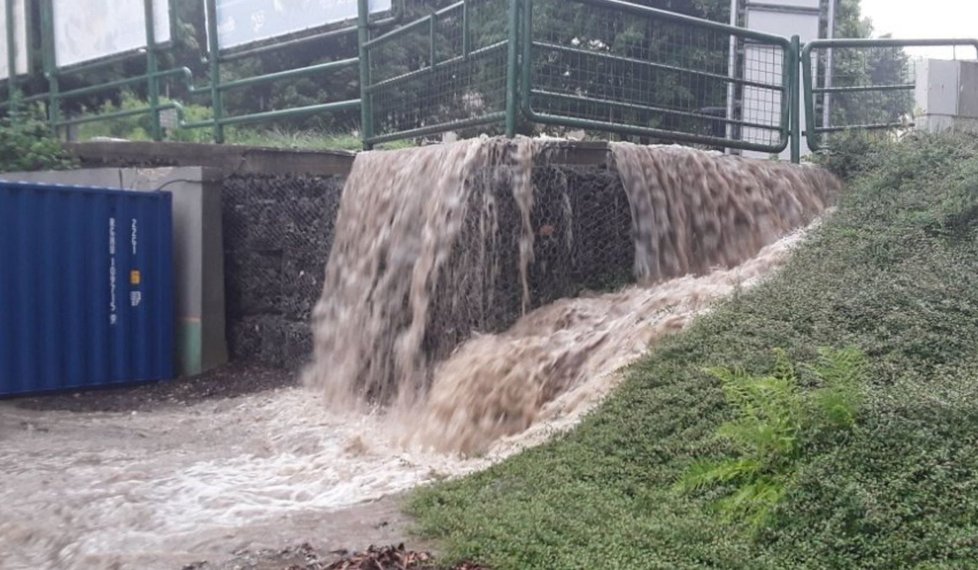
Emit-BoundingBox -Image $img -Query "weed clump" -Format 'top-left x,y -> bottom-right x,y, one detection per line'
677,348 -> 866,532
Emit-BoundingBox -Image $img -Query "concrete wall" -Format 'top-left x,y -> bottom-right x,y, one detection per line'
0,167 -> 228,377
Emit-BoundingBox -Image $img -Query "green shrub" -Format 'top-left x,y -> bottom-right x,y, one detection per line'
0,110 -> 74,172
677,348 -> 866,532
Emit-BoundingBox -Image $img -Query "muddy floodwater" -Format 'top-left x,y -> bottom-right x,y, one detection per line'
0,226 -> 812,570
1,139 -> 839,568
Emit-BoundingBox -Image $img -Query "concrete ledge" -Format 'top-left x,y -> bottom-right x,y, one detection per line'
66,141 -> 357,177
65,140 -> 615,177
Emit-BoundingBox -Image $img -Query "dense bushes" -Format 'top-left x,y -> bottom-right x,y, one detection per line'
0,112 -> 74,172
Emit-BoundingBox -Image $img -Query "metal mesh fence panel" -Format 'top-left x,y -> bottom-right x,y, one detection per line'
524,0 -> 790,152
803,39 -> 978,150
366,0 -> 511,144
809,44 -> 915,142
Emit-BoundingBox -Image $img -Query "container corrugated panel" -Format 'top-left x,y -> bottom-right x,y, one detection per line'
0,181 -> 174,397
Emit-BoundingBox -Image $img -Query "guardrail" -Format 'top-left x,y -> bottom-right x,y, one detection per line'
801,38 -> 978,151
0,0 -> 405,143
361,0 -> 797,155
520,0 -> 796,155
360,0 -> 515,146
3,0 -> 977,160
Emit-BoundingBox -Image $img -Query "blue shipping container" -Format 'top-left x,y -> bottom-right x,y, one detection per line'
0,181 -> 174,397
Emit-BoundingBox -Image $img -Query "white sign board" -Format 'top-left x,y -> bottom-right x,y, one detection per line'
52,0 -> 172,68
0,0 -> 29,79
213,0 -> 392,50
747,0 -> 820,8
742,6 -> 821,158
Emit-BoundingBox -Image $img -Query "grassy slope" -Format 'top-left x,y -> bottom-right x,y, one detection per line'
409,133 -> 978,569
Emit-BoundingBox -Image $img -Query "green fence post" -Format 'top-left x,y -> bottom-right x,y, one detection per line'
40,0 -> 60,136
5,0 -> 20,119
144,0 -> 162,141
204,0 -> 224,143
505,0 -> 520,137
790,35 -> 801,164
801,42 -> 819,152
358,0 -> 373,149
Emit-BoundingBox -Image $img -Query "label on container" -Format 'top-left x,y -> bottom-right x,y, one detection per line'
109,217 -> 117,326
130,217 -> 141,309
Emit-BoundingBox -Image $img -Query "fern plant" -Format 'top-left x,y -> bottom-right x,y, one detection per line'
676,348 -> 866,533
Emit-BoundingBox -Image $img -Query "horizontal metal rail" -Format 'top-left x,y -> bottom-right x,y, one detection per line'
364,41 -> 507,94
181,99 -> 361,129
54,102 -> 181,128
535,41 -> 787,92
570,0 -> 792,47
216,58 -> 360,92
812,83 -> 914,94
365,112 -> 506,145
531,89 -> 783,132
813,122 -> 912,134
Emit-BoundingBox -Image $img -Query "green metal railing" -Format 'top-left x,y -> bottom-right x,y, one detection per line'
0,0 -> 403,143
361,0 -> 514,146
361,0 -> 798,155
0,0 -> 178,140
802,38 -> 978,151
521,0 -> 796,155
3,0 -> 977,160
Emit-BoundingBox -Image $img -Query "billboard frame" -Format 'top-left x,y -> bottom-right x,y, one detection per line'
207,0 -> 401,59
44,0 -> 177,74
2,0 -> 32,82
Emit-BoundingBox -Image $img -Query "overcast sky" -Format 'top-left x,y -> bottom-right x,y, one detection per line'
859,0 -> 978,58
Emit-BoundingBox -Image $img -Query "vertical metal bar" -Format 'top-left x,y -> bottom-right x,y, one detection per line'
430,14 -> 437,67
205,0 -> 224,143
41,0 -> 60,135
462,0 -> 470,57
6,0 -> 19,114
505,0 -> 520,137
801,43 -> 819,152
357,0 -> 373,149
823,0 -> 835,131
144,0 -> 162,141
790,35 -> 801,164
521,0 -> 532,114
725,0 -> 739,151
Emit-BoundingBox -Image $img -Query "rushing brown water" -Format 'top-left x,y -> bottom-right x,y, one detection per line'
305,138 -> 840,454
303,137 -> 537,407
1,140 -> 840,567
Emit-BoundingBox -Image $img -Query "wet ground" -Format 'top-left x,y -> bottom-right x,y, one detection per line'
12,363 -> 298,413
0,226 -> 814,570
1,366 -> 469,570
